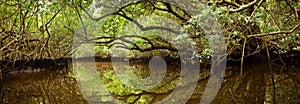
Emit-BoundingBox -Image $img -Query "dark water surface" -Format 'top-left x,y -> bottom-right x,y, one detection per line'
1,62 -> 300,104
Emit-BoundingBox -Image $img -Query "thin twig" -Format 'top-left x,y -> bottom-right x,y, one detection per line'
240,38 -> 247,76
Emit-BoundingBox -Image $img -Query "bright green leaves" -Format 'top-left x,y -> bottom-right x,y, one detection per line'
199,48 -> 211,63
100,70 -> 143,96
101,15 -> 129,37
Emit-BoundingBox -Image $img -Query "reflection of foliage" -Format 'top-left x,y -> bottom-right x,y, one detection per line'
265,69 -> 300,104
95,63 -> 187,103
98,69 -> 169,103
0,70 -> 86,103
3,62 -> 300,103
100,70 -> 143,96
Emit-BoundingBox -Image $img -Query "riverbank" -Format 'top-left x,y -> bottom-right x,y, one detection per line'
1,50 -> 300,80
0,55 -> 295,69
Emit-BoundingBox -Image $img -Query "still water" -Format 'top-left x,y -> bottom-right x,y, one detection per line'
1,62 -> 300,104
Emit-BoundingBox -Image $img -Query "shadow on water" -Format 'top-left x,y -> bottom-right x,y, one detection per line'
1,60 -> 300,103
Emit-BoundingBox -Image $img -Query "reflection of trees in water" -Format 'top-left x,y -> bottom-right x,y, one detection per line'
212,64 -> 300,104
212,65 -> 267,104
98,63 -> 210,103
0,70 -> 87,104
98,64 -> 175,103
1,62 -> 300,103
265,66 -> 300,104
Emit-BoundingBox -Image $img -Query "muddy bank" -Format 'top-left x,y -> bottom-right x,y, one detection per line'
0,58 -> 71,78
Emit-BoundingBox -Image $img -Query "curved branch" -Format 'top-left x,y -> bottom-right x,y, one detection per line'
158,2 -> 188,21
230,0 -> 260,13
215,0 -> 241,7
91,35 -> 154,48
247,23 -> 300,38
79,0 -> 186,34
44,7 -> 62,46
115,12 -> 180,34
116,35 -> 154,47
79,4 -> 113,22
108,35 -> 153,51
116,45 -> 177,52
117,38 -> 141,50
108,42 -> 127,49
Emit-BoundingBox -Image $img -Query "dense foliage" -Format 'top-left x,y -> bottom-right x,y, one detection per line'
0,0 -> 299,64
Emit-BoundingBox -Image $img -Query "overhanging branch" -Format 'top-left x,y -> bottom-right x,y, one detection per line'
115,12 -> 180,34
230,0 -> 260,13
247,23 -> 300,38
215,0 -> 241,7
